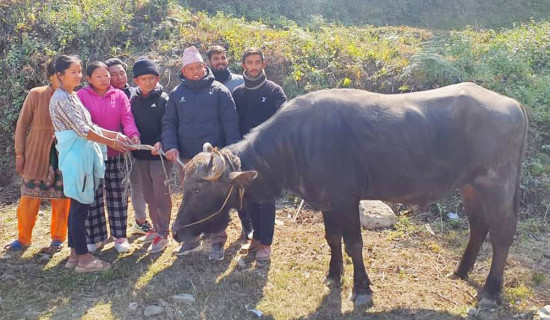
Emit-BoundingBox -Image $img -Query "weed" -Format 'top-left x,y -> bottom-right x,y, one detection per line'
532,272 -> 547,286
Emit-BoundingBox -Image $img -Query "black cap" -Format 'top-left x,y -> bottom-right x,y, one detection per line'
133,57 -> 159,78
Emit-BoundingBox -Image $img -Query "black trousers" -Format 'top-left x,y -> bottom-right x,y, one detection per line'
68,198 -> 90,255
237,207 -> 254,236
245,200 -> 275,245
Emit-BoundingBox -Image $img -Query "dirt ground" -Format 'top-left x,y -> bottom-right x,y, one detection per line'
0,188 -> 549,319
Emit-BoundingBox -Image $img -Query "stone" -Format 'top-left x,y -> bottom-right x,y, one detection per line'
359,200 -> 397,230
39,254 -> 51,261
172,293 -> 195,303
539,305 -> 550,320
143,305 -> 163,317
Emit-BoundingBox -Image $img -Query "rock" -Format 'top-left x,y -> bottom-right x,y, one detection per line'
172,293 -> 195,303
275,219 -> 284,226
128,302 -> 138,311
158,299 -> 168,307
359,200 -> 397,230
39,254 -> 51,261
143,305 -> 163,317
424,223 -> 435,235
539,305 -> 550,319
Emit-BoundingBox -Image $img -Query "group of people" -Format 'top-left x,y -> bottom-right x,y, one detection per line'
6,45 -> 287,272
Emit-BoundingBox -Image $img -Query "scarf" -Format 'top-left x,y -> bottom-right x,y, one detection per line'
212,68 -> 231,83
243,70 -> 267,90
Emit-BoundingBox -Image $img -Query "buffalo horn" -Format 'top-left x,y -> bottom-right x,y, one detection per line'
203,149 -> 226,181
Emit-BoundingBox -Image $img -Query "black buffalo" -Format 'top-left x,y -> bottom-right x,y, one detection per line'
171,82 -> 527,307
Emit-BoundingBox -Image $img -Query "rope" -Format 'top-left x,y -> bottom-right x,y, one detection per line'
179,185 -> 237,228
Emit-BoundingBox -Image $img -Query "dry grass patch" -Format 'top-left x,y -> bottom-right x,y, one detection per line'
0,195 -> 549,319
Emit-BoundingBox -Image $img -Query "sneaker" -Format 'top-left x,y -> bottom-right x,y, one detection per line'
172,241 -> 201,256
132,220 -> 152,235
242,228 -> 254,240
114,238 -> 131,253
147,235 -> 169,253
255,244 -> 271,261
87,241 -> 104,253
239,239 -> 260,254
208,243 -> 224,261
139,231 -> 158,244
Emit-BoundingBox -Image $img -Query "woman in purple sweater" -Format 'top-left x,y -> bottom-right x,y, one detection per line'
77,61 -> 140,253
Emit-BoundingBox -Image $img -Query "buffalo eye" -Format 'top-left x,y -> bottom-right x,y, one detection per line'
192,187 -> 200,194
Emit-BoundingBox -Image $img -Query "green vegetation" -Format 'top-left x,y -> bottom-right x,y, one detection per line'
1,0 -> 550,215
181,0 -> 550,30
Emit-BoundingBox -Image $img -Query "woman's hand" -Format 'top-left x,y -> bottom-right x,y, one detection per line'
116,133 -> 132,144
152,142 -> 162,156
15,156 -> 24,175
111,139 -> 131,153
129,135 -> 140,145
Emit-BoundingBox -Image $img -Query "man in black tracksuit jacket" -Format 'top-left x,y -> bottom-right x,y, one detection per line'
232,48 -> 287,261
130,57 -> 172,253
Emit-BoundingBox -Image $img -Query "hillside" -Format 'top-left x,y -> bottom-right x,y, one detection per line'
182,0 -> 550,29
1,0 -> 550,214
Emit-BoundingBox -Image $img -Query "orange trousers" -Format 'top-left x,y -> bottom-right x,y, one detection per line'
16,196 -> 70,245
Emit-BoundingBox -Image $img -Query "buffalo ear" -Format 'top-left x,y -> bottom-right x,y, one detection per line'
228,171 -> 257,187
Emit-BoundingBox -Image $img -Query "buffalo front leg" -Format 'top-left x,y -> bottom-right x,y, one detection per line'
339,203 -> 373,307
322,210 -> 343,286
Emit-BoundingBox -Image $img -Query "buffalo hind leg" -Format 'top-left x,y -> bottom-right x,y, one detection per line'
479,202 -> 516,307
338,202 -> 373,306
470,174 -> 518,307
322,210 -> 344,286
453,185 -> 489,279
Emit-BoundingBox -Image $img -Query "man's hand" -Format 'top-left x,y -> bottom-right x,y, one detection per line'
164,148 -> 179,162
152,142 -> 163,156
15,156 -> 24,175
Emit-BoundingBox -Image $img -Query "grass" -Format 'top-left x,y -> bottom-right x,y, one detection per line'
1,192 -> 549,319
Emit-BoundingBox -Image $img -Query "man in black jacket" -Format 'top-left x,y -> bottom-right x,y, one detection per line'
130,57 -> 172,253
232,48 -> 287,261
162,46 -> 241,259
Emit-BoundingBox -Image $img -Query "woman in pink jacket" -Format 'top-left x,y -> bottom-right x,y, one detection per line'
77,61 -> 140,253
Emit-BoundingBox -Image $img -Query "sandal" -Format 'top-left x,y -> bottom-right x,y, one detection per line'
39,240 -> 64,255
74,259 -> 111,273
65,258 -> 79,269
4,240 -> 29,252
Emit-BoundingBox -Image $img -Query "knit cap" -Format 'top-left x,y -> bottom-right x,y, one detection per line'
133,57 -> 160,78
181,46 -> 204,68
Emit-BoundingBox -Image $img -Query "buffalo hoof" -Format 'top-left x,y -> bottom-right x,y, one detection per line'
348,292 -> 373,307
323,275 -> 341,287
447,271 -> 467,280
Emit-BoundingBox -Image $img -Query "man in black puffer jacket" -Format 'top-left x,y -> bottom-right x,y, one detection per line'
162,46 -> 241,259
162,46 -> 240,161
